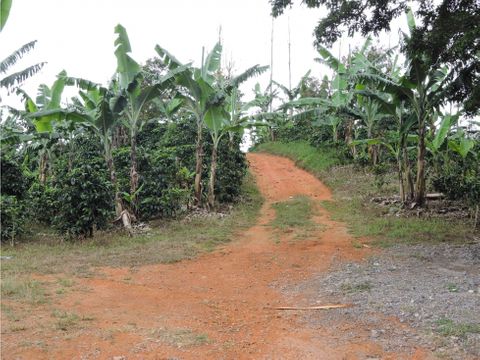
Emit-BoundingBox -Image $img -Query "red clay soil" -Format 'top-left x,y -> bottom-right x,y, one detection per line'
1,153 -> 434,359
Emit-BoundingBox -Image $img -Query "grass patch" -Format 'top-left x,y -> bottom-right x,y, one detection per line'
151,327 -> 211,348
0,171 -> 262,277
51,309 -> 94,331
1,277 -> 47,305
57,278 -> 75,288
321,199 -> 472,246
270,196 -> 315,230
52,309 -> 81,331
436,318 -> 480,338
256,141 -> 475,247
255,141 -> 343,175
446,283 -> 458,293
341,281 -> 372,294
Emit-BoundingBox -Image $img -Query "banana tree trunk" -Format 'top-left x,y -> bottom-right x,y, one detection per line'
367,127 -> 378,165
112,125 -> 129,148
414,115 -> 426,206
270,127 -> 275,141
194,118 -> 204,206
398,156 -> 405,203
345,119 -> 355,157
105,153 -> 123,217
39,151 -> 48,185
130,128 -> 139,214
207,142 -> 218,211
403,146 -> 414,201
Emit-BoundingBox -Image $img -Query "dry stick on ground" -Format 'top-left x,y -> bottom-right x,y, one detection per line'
266,304 -> 351,311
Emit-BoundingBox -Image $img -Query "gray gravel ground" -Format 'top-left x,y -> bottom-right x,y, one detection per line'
284,241 -> 480,359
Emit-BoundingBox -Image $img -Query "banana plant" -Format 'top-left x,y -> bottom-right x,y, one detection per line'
426,113 -> 458,174
27,78 -> 137,232
155,42 -> 224,206
204,65 -> 268,210
247,82 -> 279,141
113,24 -> 190,214
155,41 -> 267,206
272,70 -> 311,103
448,130 -> 476,159
355,10 -> 452,205
11,71 -> 83,184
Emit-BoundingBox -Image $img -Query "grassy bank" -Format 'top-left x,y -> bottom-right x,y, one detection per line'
254,141 -> 475,246
0,172 -> 263,277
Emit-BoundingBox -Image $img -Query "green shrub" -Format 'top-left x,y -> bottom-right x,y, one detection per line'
138,147 -> 194,219
51,157 -> 113,238
1,154 -> 31,199
432,152 -> 480,207
27,182 -> 57,225
0,195 -> 25,243
1,154 -> 31,242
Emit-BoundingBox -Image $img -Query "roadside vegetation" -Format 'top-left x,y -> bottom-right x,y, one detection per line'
255,141 -> 476,246
0,172 -> 262,277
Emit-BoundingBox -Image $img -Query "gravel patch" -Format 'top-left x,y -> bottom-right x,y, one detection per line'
285,242 -> 480,359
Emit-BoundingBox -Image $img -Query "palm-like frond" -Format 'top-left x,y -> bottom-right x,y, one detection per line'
1,40 -> 38,73
272,80 -> 291,99
291,108 -> 322,122
204,42 -> 222,75
64,76 -> 100,91
0,62 -> 45,90
316,45 -> 346,73
154,44 -> 185,69
36,84 -> 51,109
114,24 -> 140,89
282,97 -> 330,109
229,64 -> 268,89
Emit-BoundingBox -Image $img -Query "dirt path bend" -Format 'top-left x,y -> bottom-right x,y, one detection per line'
3,153 -> 432,359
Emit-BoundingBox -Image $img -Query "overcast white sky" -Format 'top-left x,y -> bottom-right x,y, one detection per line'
0,0 -> 406,109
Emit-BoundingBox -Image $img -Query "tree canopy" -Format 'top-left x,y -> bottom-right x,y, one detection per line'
270,0 -> 480,114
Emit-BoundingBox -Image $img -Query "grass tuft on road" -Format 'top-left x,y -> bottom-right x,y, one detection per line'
436,318 -> 480,338
270,196 -> 316,231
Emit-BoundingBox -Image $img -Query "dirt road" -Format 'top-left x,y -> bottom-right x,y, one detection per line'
3,153 -> 432,359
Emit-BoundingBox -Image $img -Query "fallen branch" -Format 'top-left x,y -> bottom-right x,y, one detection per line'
265,304 -> 351,310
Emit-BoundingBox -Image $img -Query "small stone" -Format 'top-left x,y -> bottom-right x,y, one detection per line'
468,289 -> 474,293
371,329 -> 380,338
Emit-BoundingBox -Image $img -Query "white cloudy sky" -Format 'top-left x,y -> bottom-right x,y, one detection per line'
0,0 -> 406,108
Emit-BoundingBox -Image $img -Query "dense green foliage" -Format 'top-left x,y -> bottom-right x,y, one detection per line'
271,0 -> 480,114
51,157 -> 113,238
1,110 -> 247,241
0,21 -> 253,242
432,143 -> 480,207
251,7 -> 479,214
1,154 -> 30,241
